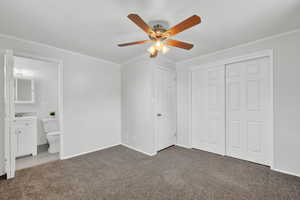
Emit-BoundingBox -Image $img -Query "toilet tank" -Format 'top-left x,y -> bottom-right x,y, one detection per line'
42,118 -> 60,133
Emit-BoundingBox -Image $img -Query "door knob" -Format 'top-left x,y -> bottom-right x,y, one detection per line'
157,113 -> 162,117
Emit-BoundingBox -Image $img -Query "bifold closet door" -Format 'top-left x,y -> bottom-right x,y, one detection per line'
226,57 -> 271,165
191,65 -> 225,155
156,68 -> 176,151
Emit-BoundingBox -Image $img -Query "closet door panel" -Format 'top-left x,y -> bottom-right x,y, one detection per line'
226,57 -> 271,165
191,65 -> 225,155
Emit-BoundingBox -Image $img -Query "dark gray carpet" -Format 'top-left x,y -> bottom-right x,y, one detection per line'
1,145 -> 300,200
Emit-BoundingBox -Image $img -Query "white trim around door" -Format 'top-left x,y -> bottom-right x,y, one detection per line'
4,50 -> 16,178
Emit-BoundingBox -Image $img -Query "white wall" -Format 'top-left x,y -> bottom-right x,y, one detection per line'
14,56 -> 59,145
0,34 -> 121,175
121,55 -> 175,155
176,30 -> 300,176
176,69 -> 191,148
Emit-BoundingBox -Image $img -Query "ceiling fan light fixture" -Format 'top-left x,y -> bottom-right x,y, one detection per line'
162,45 -> 169,54
148,46 -> 156,54
149,41 -> 169,55
118,14 -> 201,58
155,40 -> 164,51
155,40 -> 161,47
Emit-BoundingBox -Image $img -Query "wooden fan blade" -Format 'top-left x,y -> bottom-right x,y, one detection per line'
128,14 -> 154,35
164,15 -> 201,37
118,40 -> 150,47
166,39 -> 194,50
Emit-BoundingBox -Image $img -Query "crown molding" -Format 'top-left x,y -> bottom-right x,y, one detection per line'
0,33 -> 120,67
177,28 -> 300,65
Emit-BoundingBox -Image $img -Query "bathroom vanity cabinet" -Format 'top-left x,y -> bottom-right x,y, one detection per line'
14,116 -> 37,157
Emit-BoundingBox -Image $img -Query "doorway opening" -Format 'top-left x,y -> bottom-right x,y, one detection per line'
155,66 -> 177,153
4,51 -> 64,178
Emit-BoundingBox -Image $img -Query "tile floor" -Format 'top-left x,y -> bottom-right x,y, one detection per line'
16,144 -> 59,170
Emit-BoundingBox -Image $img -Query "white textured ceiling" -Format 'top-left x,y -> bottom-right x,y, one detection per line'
0,0 -> 300,63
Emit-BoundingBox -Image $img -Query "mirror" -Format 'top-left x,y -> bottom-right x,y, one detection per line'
14,78 -> 35,104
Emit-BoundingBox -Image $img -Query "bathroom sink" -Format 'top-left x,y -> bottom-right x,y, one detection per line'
15,112 -> 37,119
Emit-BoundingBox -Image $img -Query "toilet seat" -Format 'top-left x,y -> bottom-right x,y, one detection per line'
42,118 -> 60,154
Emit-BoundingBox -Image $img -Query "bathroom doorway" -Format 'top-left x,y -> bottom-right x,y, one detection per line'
4,51 -> 64,178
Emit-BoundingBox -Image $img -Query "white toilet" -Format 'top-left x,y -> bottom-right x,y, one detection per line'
42,118 -> 60,154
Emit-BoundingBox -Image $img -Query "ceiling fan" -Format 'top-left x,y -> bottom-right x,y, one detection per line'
118,14 -> 201,58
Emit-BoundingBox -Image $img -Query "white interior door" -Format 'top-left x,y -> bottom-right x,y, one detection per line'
4,50 -> 16,178
156,68 -> 176,151
226,57 -> 271,165
191,65 -> 225,155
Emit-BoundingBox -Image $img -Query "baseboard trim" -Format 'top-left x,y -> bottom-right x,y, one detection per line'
175,144 -> 192,149
271,167 -> 300,178
60,143 -> 299,178
121,143 -> 156,156
61,143 -> 121,160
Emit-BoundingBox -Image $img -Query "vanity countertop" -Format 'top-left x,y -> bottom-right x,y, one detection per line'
15,112 -> 37,120
14,116 -> 37,120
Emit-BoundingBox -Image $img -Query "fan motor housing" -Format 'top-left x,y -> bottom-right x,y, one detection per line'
148,20 -> 170,40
